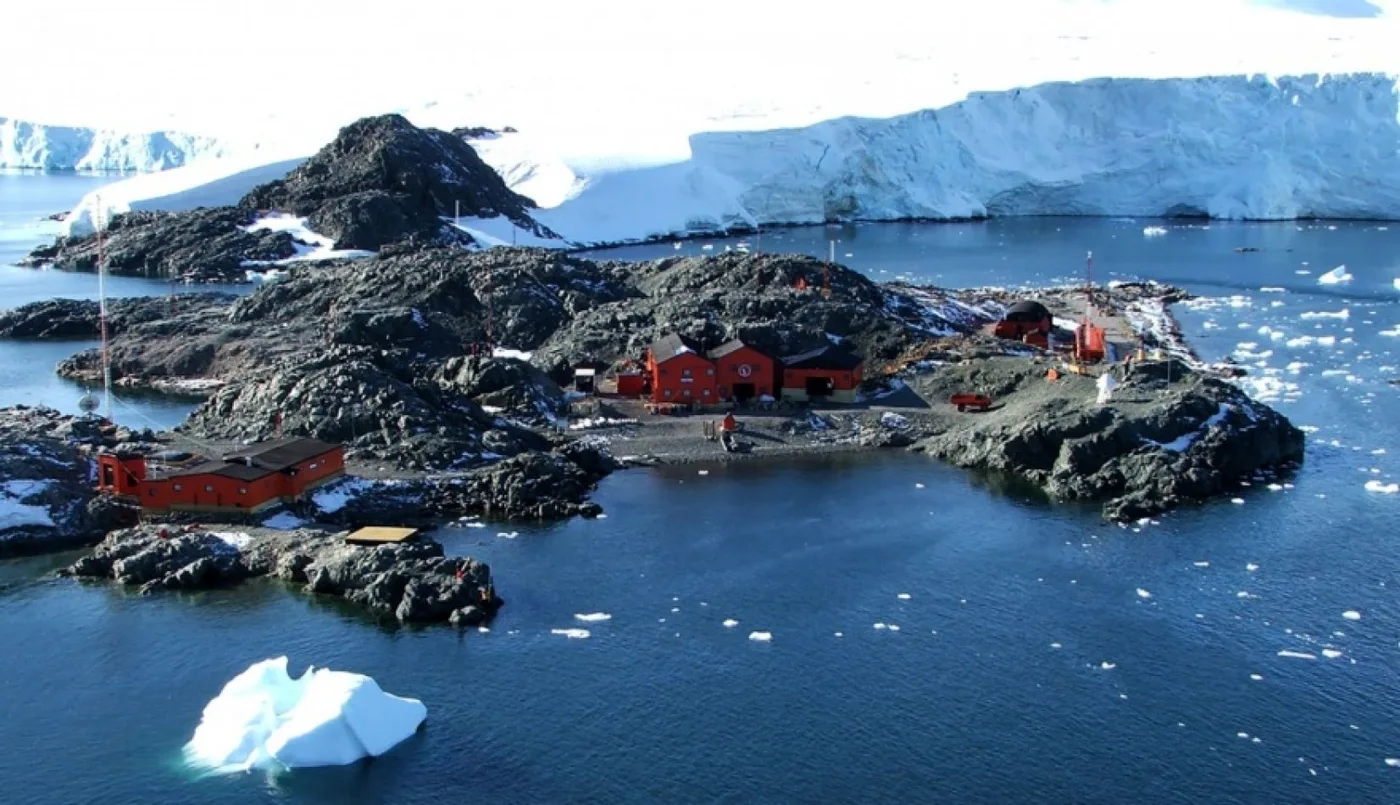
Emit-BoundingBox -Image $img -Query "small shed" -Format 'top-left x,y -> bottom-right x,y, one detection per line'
345,526 -> 419,546
615,370 -> 645,397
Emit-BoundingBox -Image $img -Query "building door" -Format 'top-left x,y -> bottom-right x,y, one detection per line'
732,382 -> 756,403
102,464 -> 115,488
805,376 -> 834,398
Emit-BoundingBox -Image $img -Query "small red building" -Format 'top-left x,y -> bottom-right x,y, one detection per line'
97,437 -> 345,514
780,345 -> 865,404
647,333 -> 718,405
615,370 -> 645,397
993,300 -> 1053,340
707,339 -> 776,404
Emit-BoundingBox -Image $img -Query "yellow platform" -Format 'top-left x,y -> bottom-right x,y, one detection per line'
345,526 -> 419,545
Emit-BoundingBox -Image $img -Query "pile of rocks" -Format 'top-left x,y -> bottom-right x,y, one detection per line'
63,525 -> 502,626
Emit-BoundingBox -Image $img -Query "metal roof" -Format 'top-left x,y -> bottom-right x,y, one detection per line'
221,438 -> 341,471
780,345 -> 864,371
168,459 -> 274,482
649,333 -> 703,363
1005,300 -> 1051,318
707,339 -> 762,360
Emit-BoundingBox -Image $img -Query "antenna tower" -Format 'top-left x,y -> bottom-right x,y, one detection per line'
95,195 -> 113,422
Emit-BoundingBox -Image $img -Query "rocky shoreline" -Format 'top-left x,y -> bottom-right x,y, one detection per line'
63,524 -> 502,626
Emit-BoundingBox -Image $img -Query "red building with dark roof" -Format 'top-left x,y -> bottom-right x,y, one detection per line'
646,333 -> 718,405
707,339 -> 776,403
780,345 -> 865,404
97,437 -> 345,513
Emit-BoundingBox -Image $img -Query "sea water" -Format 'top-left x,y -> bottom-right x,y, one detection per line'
1,178 -> 1399,802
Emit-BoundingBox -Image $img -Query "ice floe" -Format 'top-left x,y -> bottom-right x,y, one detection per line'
897,593 -> 911,600
184,657 -> 425,773
748,631 -> 772,642
1277,650 -> 1317,660
1318,265 -> 1353,285
1143,226 -> 1167,237
722,619 -> 739,628
574,612 -> 612,623
1342,610 -> 1362,621
550,628 -> 591,639
1136,588 -> 1153,599
1364,480 -> 1398,494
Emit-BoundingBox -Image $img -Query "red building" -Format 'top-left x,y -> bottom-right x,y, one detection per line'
707,339 -> 776,404
97,437 -> 345,514
646,333 -> 718,405
780,345 -> 865,404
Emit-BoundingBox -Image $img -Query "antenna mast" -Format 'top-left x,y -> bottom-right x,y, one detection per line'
823,240 -> 833,298
1084,250 -> 1094,321
95,195 -> 113,422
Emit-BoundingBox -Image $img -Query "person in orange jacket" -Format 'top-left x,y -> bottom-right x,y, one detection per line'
721,412 -> 737,432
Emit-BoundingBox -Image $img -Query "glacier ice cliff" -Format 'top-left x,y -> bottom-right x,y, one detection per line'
0,117 -> 226,171
59,73 -> 1400,245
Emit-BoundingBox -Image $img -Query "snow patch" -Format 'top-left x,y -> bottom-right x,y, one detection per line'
311,478 -> 375,514
240,214 -> 375,265
0,479 -> 55,529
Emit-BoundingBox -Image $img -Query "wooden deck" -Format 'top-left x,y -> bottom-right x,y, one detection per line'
345,526 -> 419,545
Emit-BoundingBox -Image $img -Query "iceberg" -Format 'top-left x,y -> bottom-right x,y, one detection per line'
0,116 -> 227,171
185,657 -> 426,773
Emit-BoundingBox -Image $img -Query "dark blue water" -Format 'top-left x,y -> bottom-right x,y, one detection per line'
2,176 -> 1399,802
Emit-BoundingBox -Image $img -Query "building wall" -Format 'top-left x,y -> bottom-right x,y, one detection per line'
98,455 -> 146,497
288,449 -> 345,495
649,351 -> 719,404
616,373 -> 645,397
781,365 -> 864,404
713,346 -> 776,401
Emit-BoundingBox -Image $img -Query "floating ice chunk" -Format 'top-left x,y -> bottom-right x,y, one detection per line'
1260,287 -> 1286,293
184,657 -> 425,773
834,631 -> 844,637
1318,265 -> 1352,285
748,631 -> 772,642
1343,610 -> 1362,621
1143,226 -> 1167,237
1365,480 -> 1399,494
1100,662 -> 1116,670
1231,498 -> 1246,505
1267,483 -> 1284,491
497,531 -> 519,539
574,613 -> 612,623
551,628 -> 591,639
914,482 -> 925,489
888,624 -> 901,632
1278,650 -> 1317,660
697,470 -> 709,475
873,622 -> 888,630
1247,563 -> 1259,571
1322,649 -> 1343,659
722,619 -> 739,628
1194,561 -> 1210,567
1387,758 -> 1400,767
1250,674 -> 1263,681
897,593 -> 911,600
1372,449 -> 1388,455
1300,309 -> 1349,320
1136,588 -> 1153,599
1050,642 -> 1062,649
1238,732 -> 1251,739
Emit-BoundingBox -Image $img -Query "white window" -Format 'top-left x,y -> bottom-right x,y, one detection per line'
682,389 -> 692,397
204,484 -> 214,493
309,462 -> 318,470
238,487 -> 248,495
172,483 -> 183,492
706,368 -> 714,376
664,389 -> 673,398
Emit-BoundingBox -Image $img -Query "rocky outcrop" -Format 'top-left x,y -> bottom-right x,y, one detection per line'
909,357 -> 1305,521
319,443 -> 613,526
63,525 -> 503,626
19,208 -> 299,282
0,294 -> 236,340
0,406 -> 150,557
242,114 -> 554,249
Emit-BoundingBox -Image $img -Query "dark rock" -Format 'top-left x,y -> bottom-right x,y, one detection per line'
19,207 -> 298,282
242,114 -> 556,244
0,406 -> 149,558
61,524 -> 502,626
911,358 -> 1305,520
0,293 -> 235,341
305,190 -> 467,251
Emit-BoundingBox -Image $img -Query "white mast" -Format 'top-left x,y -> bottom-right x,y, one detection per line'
95,194 -> 113,421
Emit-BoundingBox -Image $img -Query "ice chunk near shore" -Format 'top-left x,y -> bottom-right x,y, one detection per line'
1343,610 -> 1362,621
1318,265 -> 1352,285
551,628 -> 591,639
748,631 -> 772,642
185,657 -> 426,772
1142,226 -> 1167,237
1365,480 -> 1399,494
574,612 -> 611,622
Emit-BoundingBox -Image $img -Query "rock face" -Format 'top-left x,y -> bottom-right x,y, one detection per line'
63,525 -> 503,626
19,208 -> 299,282
0,293 -> 237,340
325,446 -> 612,526
20,113 -> 559,278
242,114 -> 554,250
909,357 -> 1305,520
0,406 -> 149,557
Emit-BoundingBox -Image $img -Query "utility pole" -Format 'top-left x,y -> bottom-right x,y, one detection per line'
455,200 -> 460,228
95,194 -> 113,422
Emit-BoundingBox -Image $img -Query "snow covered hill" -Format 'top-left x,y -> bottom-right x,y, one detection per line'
60,72 -> 1400,245
510,72 -> 1400,244
0,117 -> 226,171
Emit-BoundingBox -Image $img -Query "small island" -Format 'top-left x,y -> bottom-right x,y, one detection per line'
0,113 -> 1305,620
